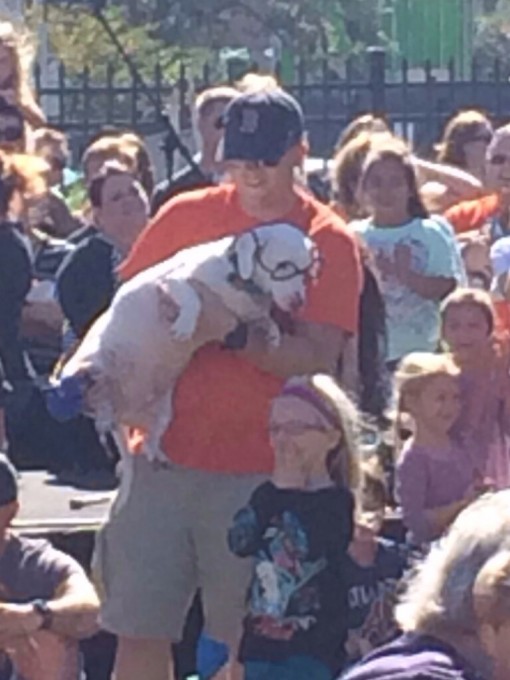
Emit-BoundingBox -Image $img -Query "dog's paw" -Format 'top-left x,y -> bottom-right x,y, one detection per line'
169,313 -> 197,341
142,441 -> 169,466
266,322 -> 282,349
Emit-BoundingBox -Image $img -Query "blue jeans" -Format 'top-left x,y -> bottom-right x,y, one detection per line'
244,656 -> 332,680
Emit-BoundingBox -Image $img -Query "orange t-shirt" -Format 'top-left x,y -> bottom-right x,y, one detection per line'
119,184 -> 363,474
444,193 -> 500,235
495,299 -> 510,335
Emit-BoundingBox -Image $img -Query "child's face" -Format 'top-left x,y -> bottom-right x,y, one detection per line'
409,374 -> 461,435
269,396 -> 340,480
442,304 -> 491,354
361,157 -> 412,224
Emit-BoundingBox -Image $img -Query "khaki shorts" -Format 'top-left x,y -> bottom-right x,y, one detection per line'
93,455 -> 264,642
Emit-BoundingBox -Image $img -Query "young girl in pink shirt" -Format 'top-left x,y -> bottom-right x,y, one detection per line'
441,288 -> 510,489
395,352 -> 489,545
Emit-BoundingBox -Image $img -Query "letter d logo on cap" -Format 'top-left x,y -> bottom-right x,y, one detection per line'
239,108 -> 259,134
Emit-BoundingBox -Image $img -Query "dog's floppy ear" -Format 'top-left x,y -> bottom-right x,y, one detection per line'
233,231 -> 257,281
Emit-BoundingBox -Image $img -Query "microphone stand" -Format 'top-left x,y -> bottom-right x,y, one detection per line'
90,0 -> 204,181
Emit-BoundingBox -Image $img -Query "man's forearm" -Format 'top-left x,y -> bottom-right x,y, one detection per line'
242,319 -> 349,379
414,157 -> 482,195
47,599 -> 99,639
47,579 -> 100,639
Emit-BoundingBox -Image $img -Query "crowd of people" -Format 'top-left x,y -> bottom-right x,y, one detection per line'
0,16 -> 510,680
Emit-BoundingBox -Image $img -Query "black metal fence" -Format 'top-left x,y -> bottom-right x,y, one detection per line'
35,49 -> 510,162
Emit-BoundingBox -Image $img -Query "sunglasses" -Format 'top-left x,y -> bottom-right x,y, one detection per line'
251,230 -> 323,282
226,159 -> 280,170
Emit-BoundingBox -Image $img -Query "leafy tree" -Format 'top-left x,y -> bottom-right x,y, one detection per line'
473,0 -> 510,78
33,3 -> 211,81
40,0 -> 387,72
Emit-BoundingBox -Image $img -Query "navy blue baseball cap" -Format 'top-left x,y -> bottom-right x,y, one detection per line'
221,89 -> 305,165
0,455 -> 18,507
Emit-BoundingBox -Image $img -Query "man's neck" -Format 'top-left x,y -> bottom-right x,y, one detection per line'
237,188 -> 299,222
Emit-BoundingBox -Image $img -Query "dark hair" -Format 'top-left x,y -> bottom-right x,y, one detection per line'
0,96 -> 24,145
88,163 -> 131,208
0,158 -> 16,216
357,245 -> 389,418
361,141 -> 429,220
440,288 -> 495,336
436,110 -> 492,169
332,131 -> 392,220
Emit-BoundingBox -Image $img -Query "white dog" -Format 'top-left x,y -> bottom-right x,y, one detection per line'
58,222 -> 321,464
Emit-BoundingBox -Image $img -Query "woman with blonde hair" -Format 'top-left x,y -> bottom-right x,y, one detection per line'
394,352 -> 490,545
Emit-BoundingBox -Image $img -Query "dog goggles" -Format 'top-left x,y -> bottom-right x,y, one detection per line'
251,230 -> 323,282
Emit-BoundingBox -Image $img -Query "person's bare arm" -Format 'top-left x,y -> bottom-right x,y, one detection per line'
413,157 -> 483,199
0,571 -> 99,643
401,272 -> 456,300
394,244 -> 457,300
43,572 -> 100,639
242,318 -> 350,379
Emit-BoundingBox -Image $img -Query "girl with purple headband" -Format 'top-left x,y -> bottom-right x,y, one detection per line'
228,374 -> 360,680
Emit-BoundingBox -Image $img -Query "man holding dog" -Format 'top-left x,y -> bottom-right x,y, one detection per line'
94,89 -> 363,680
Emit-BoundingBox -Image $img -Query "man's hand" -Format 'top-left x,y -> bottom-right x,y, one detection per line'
242,317 -> 349,379
0,603 -> 41,641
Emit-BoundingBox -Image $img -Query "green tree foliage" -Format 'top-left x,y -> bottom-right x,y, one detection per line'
474,0 -> 510,78
40,0 -> 388,75
36,3 -> 210,80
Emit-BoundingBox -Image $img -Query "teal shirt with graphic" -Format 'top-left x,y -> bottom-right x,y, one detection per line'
353,216 -> 465,362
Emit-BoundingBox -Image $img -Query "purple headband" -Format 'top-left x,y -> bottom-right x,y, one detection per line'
279,384 -> 339,429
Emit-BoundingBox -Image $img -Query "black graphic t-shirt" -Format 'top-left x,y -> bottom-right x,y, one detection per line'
344,538 -> 409,664
228,481 -> 354,671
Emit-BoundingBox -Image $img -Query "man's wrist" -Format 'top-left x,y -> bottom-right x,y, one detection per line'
30,599 -> 53,631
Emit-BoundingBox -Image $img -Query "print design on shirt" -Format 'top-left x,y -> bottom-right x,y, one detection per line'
248,511 -> 326,642
373,236 -> 431,335
346,578 -> 400,660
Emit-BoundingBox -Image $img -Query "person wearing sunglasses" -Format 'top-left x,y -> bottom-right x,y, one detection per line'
94,88 -> 363,680
436,110 -> 493,184
445,123 -> 510,242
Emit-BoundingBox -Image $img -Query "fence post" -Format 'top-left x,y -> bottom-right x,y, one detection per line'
367,46 -> 386,114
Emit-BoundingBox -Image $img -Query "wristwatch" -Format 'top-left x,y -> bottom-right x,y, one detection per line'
31,599 -> 53,630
